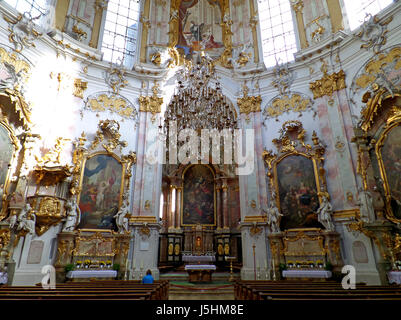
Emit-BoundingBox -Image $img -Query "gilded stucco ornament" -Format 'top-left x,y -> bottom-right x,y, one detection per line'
3,12 -> 43,53
73,79 -> 87,99
237,84 -> 261,118
104,59 -> 128,94
355,13 -> 393,54
264,63 -> 314,120
139,82 -> 163,122
85,92 -> 138,121
350,46 -> 401,131
309,59 -> 346,99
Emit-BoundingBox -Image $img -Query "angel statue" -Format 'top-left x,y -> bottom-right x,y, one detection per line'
317,195 -> 335,231
16,203 -> 36,235
114,200 -> 130,234
267,201 -> 282,233
62,197 -> 81,232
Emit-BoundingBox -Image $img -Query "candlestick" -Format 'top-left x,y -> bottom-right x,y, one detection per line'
140,260 -> 144,269
133,258 -> 136,269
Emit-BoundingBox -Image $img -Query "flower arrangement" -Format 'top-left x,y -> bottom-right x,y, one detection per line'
316,260 -> 324,268
106,260 -> 112,268
307,261 -> 315,268
84,259 -> 91,268
287,260 -> 295,268
395,260 -> 401,270
99,261 -> 105,268
76,260 -> 82,268
295,260 -> 302,268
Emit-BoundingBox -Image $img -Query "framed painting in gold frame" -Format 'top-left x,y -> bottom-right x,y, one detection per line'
0,121 -> 19,220
375,121 -> 401,223
77,152 -> 125,230
181,164 -> 216,227
274,153 -> 323,230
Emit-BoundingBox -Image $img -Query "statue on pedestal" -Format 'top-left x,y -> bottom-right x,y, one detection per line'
114,200 -> 129,234
266,202 -> 282,233
317,195 -> 335,231
62,197 -> 81,232
16,203 -> 36,235
357,188 -> 375,223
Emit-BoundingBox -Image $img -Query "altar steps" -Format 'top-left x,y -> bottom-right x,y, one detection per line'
168,283 -> 235,300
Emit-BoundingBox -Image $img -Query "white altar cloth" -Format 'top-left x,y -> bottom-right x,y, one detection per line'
387,271 -> 401,284
185,264 -> 216,271
282,270 -> 332,279
66,270 -> 117,279
182,255 -> 215,263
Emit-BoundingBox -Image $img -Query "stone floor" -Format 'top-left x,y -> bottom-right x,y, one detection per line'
160,271 -> 238,300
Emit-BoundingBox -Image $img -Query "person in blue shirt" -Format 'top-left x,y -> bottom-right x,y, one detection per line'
142,269 -> 154,284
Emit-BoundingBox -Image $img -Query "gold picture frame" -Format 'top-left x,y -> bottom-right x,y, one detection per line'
263,121 -> 328,231
180,164 -> 217,227
375,110 -> 401,223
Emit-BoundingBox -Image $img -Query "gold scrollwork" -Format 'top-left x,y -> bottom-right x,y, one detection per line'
168,243 -> 174,255
72,231 -> 117,257
309,69 -> 346,99
265,94 -> 312,118
73,79 -> 87,99
86,93 -> 138,120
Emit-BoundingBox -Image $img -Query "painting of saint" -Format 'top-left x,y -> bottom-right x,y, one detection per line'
182,165 -> 215,225
381,125 -> 401,219
276,155 -> 323,230
0,124 -> 14,213
176,0 -> 224,60
78,154 -> 123,230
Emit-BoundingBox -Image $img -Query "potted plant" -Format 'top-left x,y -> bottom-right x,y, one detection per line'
84,259 -> 91,268
64,264 -> 75,273
287,260 -> 294,269
316,260 -> 324,268
307,261 -> 315,269
99,261 -> 105,269
106,260 -> 112,268
76,260 -> 82,269
325,261 -> 333,271
278,263 -> 287,278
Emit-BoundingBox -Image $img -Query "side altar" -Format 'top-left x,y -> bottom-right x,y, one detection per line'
182,253 -> 216,283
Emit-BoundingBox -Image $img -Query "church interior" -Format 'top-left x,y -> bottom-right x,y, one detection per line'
0,0 -> 401,302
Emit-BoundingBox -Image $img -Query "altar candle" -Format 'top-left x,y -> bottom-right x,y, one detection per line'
133,258 -> 136,269
265,259 -> 267,269
141,260 -> 144,269
257,260 -> 259,269
126,259 -> 129,270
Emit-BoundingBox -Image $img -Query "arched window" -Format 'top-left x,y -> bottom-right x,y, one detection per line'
101,0 -> 141,69
3,0 -> 47,16
343,0 -> 393,31
257,0 -> 297,68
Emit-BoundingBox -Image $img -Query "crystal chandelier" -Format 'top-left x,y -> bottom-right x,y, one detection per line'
163,53 -> 237,135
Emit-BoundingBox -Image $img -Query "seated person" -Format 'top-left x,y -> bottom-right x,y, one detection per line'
142,269 -> 154,284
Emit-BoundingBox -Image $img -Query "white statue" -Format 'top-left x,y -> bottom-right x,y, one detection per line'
8,214 -> 17,229
114,200 -> 129,234
62,198 -> 81,232
16,203 -> 36,235
317,195 -> 335,231
357,188 -> 375,223
267,202 -> 282,233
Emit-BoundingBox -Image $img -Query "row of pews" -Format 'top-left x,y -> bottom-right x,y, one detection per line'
0,280 -> 169,300
234,280 -> 401,300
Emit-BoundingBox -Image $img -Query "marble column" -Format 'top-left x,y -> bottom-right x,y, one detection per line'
216,183 -> 222,229
222,183 -> 229,229
175,187 -> 182,230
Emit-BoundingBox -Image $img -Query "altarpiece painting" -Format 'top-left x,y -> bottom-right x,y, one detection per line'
0,123 -> 15,214
276,155 -> 321,230
377,124 -> 401,220
78,153 -> 124,230
182,164 -> 215,226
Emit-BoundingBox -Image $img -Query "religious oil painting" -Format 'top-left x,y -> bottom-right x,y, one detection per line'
176,0 -> 224,60
78,154 -> 123,230
0,124 -> 14,212
182,165 -> 215,225
381,125 -> 401,219
276,155 -> 322,230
